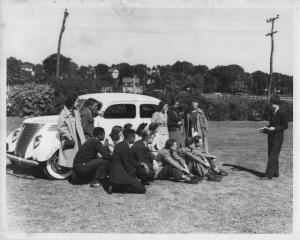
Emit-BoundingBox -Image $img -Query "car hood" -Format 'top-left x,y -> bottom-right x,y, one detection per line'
23,115 -> 59,125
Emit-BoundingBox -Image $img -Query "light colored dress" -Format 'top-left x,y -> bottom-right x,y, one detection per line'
151,111 -> 169,150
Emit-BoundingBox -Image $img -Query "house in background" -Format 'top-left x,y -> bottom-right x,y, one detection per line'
122,77 -> 143,93
20,62 -> 35,76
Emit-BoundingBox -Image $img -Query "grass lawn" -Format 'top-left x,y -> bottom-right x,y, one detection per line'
5,117 -> 293,233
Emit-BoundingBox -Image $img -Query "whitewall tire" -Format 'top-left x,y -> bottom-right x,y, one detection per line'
42,151 -> 72,180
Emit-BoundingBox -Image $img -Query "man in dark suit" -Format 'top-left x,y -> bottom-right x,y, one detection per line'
80,98 -> 99,140
131,130 -> 156,184
108,129 -> 146,194
259,95 -> 288,180
73,127 -> 112,187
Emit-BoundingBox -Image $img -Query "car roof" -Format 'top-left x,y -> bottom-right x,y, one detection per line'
78,93 -> 160,104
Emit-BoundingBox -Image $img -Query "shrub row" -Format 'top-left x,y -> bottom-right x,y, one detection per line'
7,84 -> 293,122
7,83 -> 56,117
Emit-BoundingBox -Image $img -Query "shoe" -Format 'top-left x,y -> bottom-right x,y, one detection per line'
184,178 -> 199,184
273,174 -> 279,178
260,176 -> 272,180
217,170 -> 228,176
141,180 -> 151,185
90,179 -> 101,188
191,176 -> 203,182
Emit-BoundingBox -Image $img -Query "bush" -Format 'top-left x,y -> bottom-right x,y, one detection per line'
7,83 -> 56,117
144,90 -> 293,122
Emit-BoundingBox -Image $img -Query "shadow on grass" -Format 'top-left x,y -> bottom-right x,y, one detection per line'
6,163 -> 46,180
223,163 -> 265,177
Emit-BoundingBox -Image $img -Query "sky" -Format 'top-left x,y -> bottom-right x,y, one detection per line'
2,0 -> 298,75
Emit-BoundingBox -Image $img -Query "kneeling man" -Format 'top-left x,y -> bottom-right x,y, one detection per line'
131,130 -> 156,184
73,127 -> 112,187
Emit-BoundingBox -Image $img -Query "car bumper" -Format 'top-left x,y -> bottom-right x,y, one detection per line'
6,153 -> 39,167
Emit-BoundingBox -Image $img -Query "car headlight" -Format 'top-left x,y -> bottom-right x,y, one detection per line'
12,129 -> 20,143
33,135 -> 42,149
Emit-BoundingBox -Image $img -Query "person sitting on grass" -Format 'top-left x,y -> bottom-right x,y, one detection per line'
193,135 -> 228,176
72,127 -> 112,187
146,122 -> 159,154
131,130 -> 156,184
108,129 -> 146,194
179,137 -> 222,182
154,139 -> 200,184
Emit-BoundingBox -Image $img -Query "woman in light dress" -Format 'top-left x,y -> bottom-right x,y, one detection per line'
151,101 -> 169,151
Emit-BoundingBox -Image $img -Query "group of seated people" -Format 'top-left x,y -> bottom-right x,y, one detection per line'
71,122 -> 228,194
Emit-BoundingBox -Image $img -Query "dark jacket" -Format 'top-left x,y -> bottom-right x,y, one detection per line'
167,107 -> 181,132
109,141 -> 137,185
73,138 -> 112,165
131,140 -> 154,169
267,108 -> 288,135
80,107 -> 94,139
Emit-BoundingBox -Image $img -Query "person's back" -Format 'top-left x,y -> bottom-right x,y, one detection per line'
111,140 -> 136,180
74,137 -> 111,165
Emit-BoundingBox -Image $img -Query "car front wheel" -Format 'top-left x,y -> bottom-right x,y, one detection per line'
42,151 -> 72,180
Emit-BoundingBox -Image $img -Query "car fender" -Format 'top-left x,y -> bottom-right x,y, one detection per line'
6,128 -> 21,152
32,131 -> 61,162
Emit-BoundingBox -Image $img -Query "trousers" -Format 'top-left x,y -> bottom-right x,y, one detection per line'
73,157 -> 109,182
156,165 -> 184,181
136,166 -> 155,182
112,180 -> 146,194
266,132 -> 284,178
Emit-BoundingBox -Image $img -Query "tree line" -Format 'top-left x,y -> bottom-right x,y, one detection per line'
7,54 -> 293,96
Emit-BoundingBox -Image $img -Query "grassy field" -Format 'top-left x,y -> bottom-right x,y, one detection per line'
5,117 -> 293,233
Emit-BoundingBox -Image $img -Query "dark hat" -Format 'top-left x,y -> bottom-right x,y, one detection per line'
270,95 -> 280,105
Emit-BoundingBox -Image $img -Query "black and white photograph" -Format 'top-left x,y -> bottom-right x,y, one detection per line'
0,0 -> 299,238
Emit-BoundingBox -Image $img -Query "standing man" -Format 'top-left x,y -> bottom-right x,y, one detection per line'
167,100 -> 184,148
186,100 -> 209,153
259,95 -> 288,180
80,98 -> 99,140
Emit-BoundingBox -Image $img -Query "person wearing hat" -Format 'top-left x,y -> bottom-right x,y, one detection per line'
259,95 -> 288,180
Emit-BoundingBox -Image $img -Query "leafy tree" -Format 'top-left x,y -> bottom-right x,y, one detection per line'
171,61 -> 194,74
78,65 -> 90,78
210,65 -> 247,93
94,64 -> 109,76
273,72 -> 293,95
191,65 -> 209,75
203,73 -> 219,93
33,64 -> 45,83
7,57 -> 34,85
250,71 -> 269,95
42,53 -> 78,77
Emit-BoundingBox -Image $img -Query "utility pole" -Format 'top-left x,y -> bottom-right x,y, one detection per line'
265,14 -> 279,100
56,9 -> 69,80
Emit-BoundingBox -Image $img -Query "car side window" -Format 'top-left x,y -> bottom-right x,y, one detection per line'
140,104 -> 158,118
104,104 -> 136,119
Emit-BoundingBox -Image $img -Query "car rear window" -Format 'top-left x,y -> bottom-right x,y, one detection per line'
104,104 -> 136,119
140,104 -> 158,118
